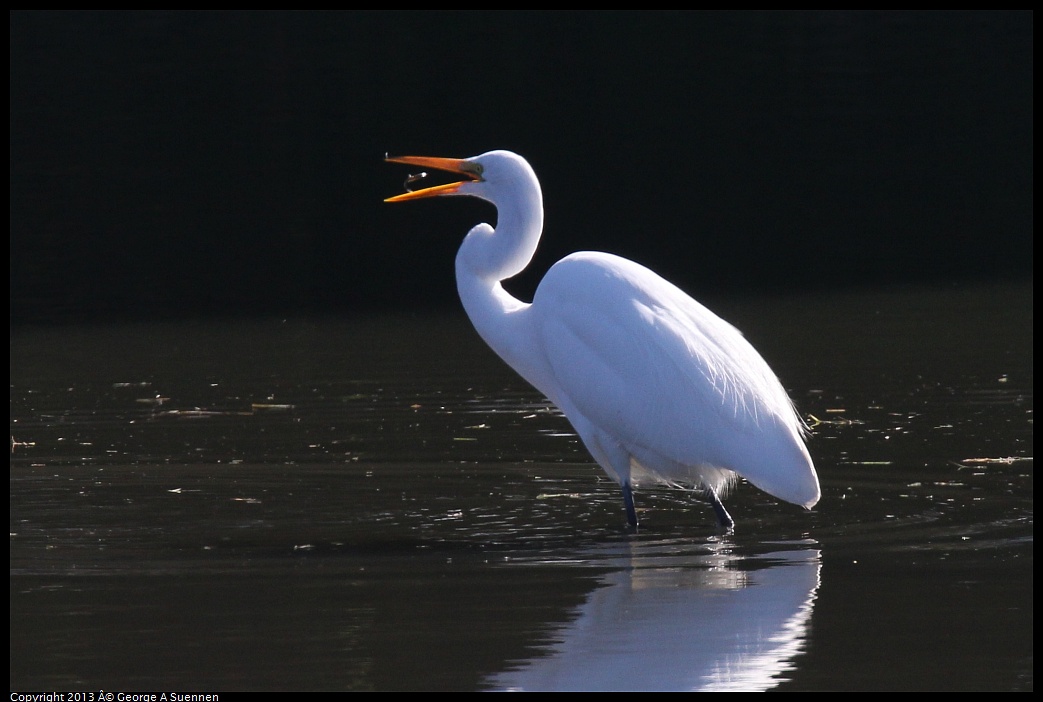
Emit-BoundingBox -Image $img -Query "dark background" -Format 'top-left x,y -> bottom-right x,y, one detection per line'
10,11 -> 1033,325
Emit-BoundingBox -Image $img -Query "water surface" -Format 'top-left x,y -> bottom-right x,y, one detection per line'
10,283 -> 1033,690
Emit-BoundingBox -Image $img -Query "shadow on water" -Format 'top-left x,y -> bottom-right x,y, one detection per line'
9,283 -> 1032,690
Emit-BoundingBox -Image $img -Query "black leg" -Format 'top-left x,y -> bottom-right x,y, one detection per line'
706,485 -> 734,530
622,482 -> 639,528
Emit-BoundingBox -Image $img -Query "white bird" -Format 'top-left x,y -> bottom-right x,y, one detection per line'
385,150 -> 819,528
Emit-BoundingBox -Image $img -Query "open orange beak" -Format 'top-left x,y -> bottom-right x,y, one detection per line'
384,155 -> 483,202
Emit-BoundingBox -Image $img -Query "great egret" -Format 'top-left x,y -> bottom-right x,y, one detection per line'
385,150 -> 819,528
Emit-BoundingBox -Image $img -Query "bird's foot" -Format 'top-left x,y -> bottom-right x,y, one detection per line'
705,485 -> 735,532
622,482 -> 639,529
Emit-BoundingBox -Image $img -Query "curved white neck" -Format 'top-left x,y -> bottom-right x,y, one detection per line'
454,178 -> 552,396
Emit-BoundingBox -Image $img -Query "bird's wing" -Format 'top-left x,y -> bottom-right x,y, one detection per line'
533,252 -> 810,495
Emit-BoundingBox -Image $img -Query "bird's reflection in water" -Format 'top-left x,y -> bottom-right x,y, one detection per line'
488,542 -> 820,692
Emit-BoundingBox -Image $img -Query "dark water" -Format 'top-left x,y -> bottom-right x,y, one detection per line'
10,283 -> 1032,691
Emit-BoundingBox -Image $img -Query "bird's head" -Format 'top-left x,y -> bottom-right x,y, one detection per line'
384,150 -> 539,208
